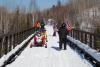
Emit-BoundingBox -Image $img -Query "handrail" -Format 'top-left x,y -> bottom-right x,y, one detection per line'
1,33 -> 36,67
0,28 -> 34,58
67,36 -> 100,66
69,29 -> 100,51
68,29 -> 100,66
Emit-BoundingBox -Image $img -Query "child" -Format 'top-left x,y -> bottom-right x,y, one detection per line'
30,30 -> 48,48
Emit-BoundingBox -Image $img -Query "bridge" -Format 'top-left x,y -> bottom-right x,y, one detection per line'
0,25 -> 100,67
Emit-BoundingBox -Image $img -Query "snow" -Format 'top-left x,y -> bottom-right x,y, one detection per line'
67,36 -> 100,63
1,25 -> 93,67
0,33 -> 35,66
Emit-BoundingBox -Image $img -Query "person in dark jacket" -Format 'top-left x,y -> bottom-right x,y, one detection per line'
40,19 -> 45,29
58,23 -> 68,50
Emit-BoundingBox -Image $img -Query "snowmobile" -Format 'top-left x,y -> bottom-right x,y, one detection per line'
30,31 -> 47,48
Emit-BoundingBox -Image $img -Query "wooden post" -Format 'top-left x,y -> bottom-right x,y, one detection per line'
73,30 -> 75,38
13,34 -> 16,49
8,35 -> 12,52
84,33 -> 87,44
4,36 -> 8,54
80,32 -> 83,42
2,37 -> 5,56
0,38 -> 2,57
77,30 -> 79,40
90,34 -> 92,48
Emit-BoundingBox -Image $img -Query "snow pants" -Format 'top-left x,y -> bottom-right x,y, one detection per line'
59,38 -> 67,50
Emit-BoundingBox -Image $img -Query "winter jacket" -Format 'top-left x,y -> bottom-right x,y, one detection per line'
33,22 -> 41,29
58,26 -> 68,39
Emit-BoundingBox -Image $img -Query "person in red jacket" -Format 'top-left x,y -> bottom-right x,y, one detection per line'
33,21 -> 41,31
30,30 -> 47,48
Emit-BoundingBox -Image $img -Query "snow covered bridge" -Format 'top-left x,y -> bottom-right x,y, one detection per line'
0,25 -> 99,67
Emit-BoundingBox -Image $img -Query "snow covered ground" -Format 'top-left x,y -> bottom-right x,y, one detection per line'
0,33 -> 35,66
2,25 -> 93,67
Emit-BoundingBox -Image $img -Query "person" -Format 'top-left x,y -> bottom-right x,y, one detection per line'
41,29 -> 48,48
40,19 -> 45,29
58,23 -> 68,50
33,21 -> 41,31
30,30 -> 48,48
53,23 -> 58,36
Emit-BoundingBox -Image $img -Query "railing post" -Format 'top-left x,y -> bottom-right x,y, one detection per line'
79,31 -> 81,41
76,30 -> 79,40
84,33 -> 87,44
5,36 -> 9,54
92,35 -> 95,49
13,34 -> 16,49
1,36 -> 8,55
17,33 -> 20,44
78,32 -> 80,40
71,30 -> 73,37
0,38 -> 2,57
89,34 -> 92,48
73,30 -> 75,38
70,30 -> 72,37
16,33 -> 19,46
8,35 -> 12,52
94,36 -> 100,51
94,36 -> 97,50
2,37 -> 5,55
87,34 -> 90,46
70,29 -> 73,37
82,33 -> 85,43
74,30 -> 77,39
22,32 -> 24,40
80,32 -> 83,42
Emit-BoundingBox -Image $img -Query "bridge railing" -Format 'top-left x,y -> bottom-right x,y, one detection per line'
68,29 -> 100,66
0,28 -> 34,58
69,29 -> 100,52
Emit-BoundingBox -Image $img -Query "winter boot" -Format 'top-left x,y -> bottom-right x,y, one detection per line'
53,32 -> 56,36
30,44 -> 34,48
59,44 -> 62,49
64,44 -> 66,50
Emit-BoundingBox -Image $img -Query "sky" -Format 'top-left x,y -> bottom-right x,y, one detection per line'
0,0 -> 69,11
37,0 -> 69,10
